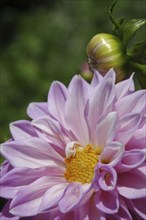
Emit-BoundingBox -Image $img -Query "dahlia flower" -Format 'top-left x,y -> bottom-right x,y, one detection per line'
0,69 -> 146,220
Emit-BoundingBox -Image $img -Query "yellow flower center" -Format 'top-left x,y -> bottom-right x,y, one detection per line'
64,144 -> 102,184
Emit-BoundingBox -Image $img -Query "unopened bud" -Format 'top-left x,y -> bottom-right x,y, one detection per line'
87,33 -> 128,81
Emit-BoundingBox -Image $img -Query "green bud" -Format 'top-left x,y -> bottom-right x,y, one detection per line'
87,33 -> 128,81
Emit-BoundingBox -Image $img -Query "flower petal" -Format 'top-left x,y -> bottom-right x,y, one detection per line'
131,198 -> 146,219
85,69 -> 116,131
91,70 -> 103,87
115,90 -> 146,117
116,150 -> 145,173
65,75 -> 90,145
65,141 -> 83,159
27,102 -> 49,119
10,120 -> 37,140
47,81 -> 68,126
116,73 -> 134,99
117,167 -> 146,199
126,126 -> 146,151
1,138 -> 64,168
59,183 -> 83,213
10,177 -> 62,217
95,189 -> 119,214
92,112 -> 118,147
94,164 -> 117,191
100,142 -> 124,166
116,113 -> 142,145
39,183 -> 67,212
0,167 -> 64,199
0,200 -> 20,220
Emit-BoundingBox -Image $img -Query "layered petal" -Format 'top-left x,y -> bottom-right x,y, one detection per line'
92,112 -> 118,147
85,70 -> 116,130
131,198 -> 146,219
95,189 -> 119,214
65,75 -> 90,145
1,138 -> 64,168
100,141 -> 124,166
47,81 -> 68,126
59,183 -> 84,213
117,166 -> 146,199
115,113 -> 142,145
0,166 -> 64,199
115,90 -> 146,117
116,73 -> 134,99
10,120 -> 37,140
27,102 -> 49,119
10,176 -> 65,217
94,164 -> 117,191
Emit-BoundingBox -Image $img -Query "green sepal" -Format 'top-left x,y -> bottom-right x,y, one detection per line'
122,19 -> 146,46
127,40 -> 146,64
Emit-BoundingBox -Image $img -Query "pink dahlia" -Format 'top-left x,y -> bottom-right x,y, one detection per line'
0,69 -> 146,220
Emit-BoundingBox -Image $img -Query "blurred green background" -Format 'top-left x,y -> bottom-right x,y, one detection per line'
0,0 -> 146,143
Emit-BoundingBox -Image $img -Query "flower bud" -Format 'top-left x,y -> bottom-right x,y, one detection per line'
87,33 -> 128,81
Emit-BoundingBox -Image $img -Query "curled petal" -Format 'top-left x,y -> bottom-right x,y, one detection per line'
100,142 -> 124,166
95,189 -> 119,214
94,164 -> 117,191
65,142 -> 83,159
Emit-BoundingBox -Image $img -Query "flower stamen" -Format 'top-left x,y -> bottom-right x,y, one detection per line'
64,144 -> 101,184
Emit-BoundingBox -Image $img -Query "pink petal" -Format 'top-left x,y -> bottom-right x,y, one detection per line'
116,73 -> 134,99
91,70 -> 103,87
32,116 -> 69,155
85,70 -> 116,132
47,81 -> 68,126
65,75 -> 90,145
95,189 -> 119,214
116,150 -> 145,173
59,183 -> 83,213
115,90 -> 146,117
131,198 -> 146,219
1,138 -> 64,168
100,141 -> 124,166
116,113 -> 142,145
126,126 -> 146,151
27,102 -> 49,119
1,200 -> 20,220
0,167 -> 64,199
94,164 -> 117,191
92,112 -> 118,147
39,183 -> 67,212
10,120 -> 37,140
117,168 -> 146,199
10,177 -> 61,217
113,198 -> 132,220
